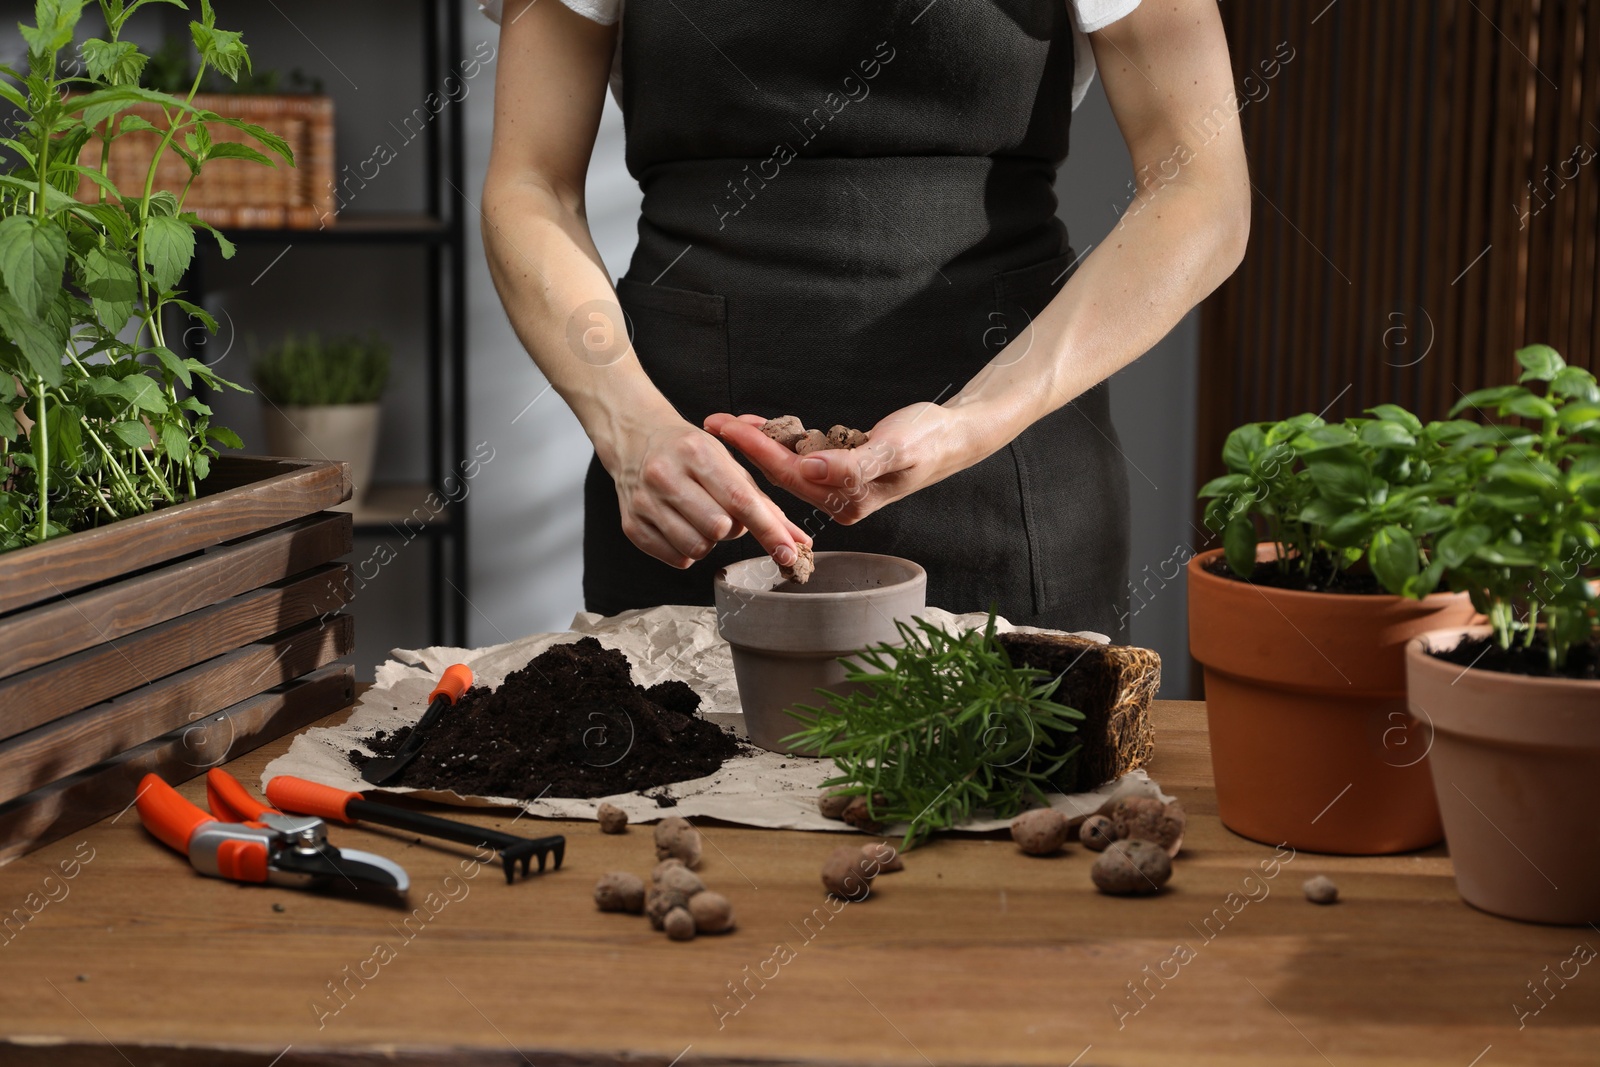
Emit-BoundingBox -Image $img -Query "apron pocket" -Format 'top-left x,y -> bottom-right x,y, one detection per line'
615,277 -> 731,423
986,249 -> 1078,357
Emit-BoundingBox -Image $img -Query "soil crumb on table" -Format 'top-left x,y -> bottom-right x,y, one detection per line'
353,637 -> 744,799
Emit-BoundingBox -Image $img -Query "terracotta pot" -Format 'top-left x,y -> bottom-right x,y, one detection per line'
1188,546 -> 1475,853
260,402 -> 381,507
713,552 -> 926,754
1407,627 -> 1600,924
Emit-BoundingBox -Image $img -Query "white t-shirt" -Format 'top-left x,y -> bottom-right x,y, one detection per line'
480,0 -> 1139,112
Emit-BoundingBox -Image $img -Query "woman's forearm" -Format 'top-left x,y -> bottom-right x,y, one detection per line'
948,171 -> 1249,459
481,173 -> 681,471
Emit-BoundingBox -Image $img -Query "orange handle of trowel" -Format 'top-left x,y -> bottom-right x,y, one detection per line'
428,664 -> 473,705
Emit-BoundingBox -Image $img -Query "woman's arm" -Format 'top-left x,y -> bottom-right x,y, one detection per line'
706,0 -> 1249,523
482,1 -> 807,568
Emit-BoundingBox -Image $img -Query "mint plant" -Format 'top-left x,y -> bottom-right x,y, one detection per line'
1199,407 -> 1473,594
1432,345 -> 1599,669
0,0 -> 290,552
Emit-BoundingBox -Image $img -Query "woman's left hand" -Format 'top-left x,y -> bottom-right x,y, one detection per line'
703,403 -> 994,525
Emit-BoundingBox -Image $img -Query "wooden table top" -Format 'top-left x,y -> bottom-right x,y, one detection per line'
1,699 -> 1595,1066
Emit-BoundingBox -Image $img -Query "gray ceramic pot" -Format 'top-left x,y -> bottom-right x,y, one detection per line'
713,551 -> 927,755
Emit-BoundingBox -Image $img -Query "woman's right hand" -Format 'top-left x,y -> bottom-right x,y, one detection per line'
602,413 -> 811,570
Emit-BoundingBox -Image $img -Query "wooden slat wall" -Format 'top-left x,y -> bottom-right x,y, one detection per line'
1198,0 -> 1599,484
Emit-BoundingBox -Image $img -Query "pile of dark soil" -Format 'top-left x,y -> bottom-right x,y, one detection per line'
1430,635 -> 1599,680
352,637 -> 744,799
1203,553 -> 1383,595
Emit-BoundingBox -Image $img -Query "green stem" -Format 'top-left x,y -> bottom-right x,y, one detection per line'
84,423 -> 141,506
133,440 -> 175,502
33,380 -> 47,539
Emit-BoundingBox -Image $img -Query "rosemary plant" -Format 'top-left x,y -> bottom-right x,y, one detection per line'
785,613 -> 1084,848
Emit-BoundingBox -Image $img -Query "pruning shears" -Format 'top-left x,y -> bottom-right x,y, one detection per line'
135,769 -> 409,894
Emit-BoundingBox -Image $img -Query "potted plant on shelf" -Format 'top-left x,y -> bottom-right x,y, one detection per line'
1189,405 -> 1478,853
255,332 -> 390,507
0,0 -> 354,865
1404,344 -> 1599,924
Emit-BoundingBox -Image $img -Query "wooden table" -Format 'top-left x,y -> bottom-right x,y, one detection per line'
1,700 -> 1595,1066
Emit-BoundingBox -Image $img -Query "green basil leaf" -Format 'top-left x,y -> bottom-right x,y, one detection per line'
1505,394 -> 1558,421
1449,385 -> 1528,417
1437,524 -> 1490,568
1358,420 -> 1417,449
1367,404 -> 1424,435
1369,525 -> 1419,594
1514,343 -> 1565,382
1223,515 -> 1257,578
1304,447 -> 1369,505
1222,424 -> 1266,473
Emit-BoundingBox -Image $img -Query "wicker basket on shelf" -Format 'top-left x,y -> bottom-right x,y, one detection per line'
77,94 -> 336,230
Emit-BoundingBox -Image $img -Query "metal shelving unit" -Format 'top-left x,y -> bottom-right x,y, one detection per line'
182,0 -> 468,646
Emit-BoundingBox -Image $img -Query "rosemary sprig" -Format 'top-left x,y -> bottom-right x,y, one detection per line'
784,612 -> 1084,849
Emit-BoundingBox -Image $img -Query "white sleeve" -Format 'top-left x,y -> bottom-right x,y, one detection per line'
480,0 -> 621,26
1070,0 -> 1141,34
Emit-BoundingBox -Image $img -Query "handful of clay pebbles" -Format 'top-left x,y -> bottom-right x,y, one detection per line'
592,817 -> 735,941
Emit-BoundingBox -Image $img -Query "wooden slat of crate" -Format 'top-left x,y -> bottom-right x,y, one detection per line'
0,564 -> 351,742
0,665 -> 355,868
0,457 -> 349,616
0,614 -> 353,807
0,513 -> 351,682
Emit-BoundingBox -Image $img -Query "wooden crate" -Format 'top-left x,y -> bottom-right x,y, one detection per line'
0,456 -> 357,864
76,94 -> 336,230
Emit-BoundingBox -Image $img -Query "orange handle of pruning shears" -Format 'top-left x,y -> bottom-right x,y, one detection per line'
428,664 -> 473,706
136,774 -> 215,854
265,776 -> 360,824
205,768 -> 277,823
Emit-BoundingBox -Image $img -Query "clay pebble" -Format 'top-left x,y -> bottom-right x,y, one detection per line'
780,542 -> 815,584
841,794 -> 885,833
827,424 -> 870,449
688,890 -> 736,934
1108,796 -> 1186,857
817,790 -> 853,820
646,885 -> 692,929
822,845 -> 879,899
663,906 -> 696,941
1010,808 -> 1070,856
861,841 -> 903,873
654,817 -> 703,868
1090,839 -> 1172,896
593,871 -> 646,914
794,428 -> 831,454
760,415 -> 808,449
596,802 -> 628,834
1079,813 -> 1119,852
1303,875 -> 1340,905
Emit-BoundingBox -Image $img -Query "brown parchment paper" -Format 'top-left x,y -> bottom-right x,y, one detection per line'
262,605 -> 1171,832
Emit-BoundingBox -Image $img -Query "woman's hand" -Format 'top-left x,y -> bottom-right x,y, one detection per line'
605,412 -> 811,569
702,403 -> 995,525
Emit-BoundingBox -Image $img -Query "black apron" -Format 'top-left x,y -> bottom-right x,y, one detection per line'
582,0 -> 1132,638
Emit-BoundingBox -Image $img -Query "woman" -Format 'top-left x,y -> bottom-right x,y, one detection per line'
482,0 -> 1248,638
